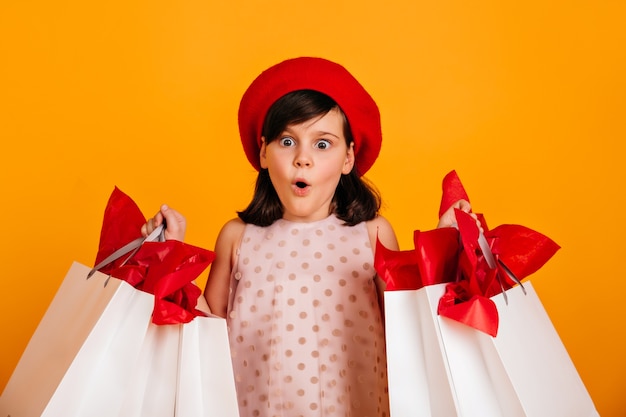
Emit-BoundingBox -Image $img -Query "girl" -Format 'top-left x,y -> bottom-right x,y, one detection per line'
144,57 -> 471,417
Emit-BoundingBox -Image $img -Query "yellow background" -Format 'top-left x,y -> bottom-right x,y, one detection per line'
1,0 -> 624,415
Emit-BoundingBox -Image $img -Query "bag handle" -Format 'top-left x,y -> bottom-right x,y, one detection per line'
87,224 -> 165,279
477,232 -> 526,303
453,221 -> 526,303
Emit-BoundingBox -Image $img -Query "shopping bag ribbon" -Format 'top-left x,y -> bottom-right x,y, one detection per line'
91,187 -> 216,324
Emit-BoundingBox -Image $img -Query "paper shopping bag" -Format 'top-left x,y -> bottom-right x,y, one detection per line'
175,315 -> 240,417
438,281 -> 599,417
384,285 -> 457,416
0,262 -> 157,416
116,321 -> 181,416
0,263 -> 240,417
378,170 -> 599,416
1,188 -> 238,416
384,283 -> 599,417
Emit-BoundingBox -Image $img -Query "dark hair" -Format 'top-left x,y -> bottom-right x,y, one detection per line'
238,90 -> 381,226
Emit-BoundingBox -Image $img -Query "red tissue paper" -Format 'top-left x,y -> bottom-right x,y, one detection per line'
375,171 -> 560,336
93,187 -> 215,325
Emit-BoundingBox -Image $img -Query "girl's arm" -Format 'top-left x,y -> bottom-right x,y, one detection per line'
204,218 -> 246,318
366,215 -> 399,320
367,214 -> 399,254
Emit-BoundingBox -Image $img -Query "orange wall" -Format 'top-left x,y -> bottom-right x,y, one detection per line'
1,1 -> 624,415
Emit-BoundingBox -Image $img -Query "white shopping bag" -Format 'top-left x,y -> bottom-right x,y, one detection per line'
0,262 -> 240,417
384,282 -> 599,417
0,262 -> 155,416
117,323 -> 180,416
176,315 -> 240,417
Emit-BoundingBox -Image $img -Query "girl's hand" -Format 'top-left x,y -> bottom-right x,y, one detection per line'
141,204 -> 187,241
437,199 -> 482,232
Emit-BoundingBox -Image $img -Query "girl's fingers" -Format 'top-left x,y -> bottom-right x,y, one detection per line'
141,205 -> 186,241
140,213 -> 163,237
437,199 -> 484,233
457,199 -> 472,213
160,205 -> 186,241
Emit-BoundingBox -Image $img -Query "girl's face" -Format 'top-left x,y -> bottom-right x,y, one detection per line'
260,107 -> 355,222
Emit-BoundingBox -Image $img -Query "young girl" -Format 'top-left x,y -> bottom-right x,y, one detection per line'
144,57 -> 471,417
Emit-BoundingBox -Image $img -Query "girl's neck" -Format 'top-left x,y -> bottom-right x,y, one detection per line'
279,213 -> 335,224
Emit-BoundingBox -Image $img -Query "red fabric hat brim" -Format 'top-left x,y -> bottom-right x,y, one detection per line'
238,57 -> 382,176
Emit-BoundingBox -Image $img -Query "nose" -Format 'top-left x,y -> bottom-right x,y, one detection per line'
294,148 -> 312,168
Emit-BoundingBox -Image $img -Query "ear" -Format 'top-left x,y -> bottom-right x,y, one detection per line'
342,142 -> 355,175
259,137 -> 268,169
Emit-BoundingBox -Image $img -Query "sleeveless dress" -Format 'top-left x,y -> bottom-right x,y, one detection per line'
227,215 -> 389,417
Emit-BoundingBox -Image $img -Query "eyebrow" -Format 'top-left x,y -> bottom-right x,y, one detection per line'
315,130 -> 341,139
281,127 -> 342,140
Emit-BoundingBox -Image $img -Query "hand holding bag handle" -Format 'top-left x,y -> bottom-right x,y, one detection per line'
87,224 -> 165,280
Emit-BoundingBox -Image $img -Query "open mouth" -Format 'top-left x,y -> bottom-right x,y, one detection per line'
293,180 -> 310,195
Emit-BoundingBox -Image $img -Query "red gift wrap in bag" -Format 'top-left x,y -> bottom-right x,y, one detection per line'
436,171 -> 560,336
376,171 -> 599,417
92,187 -> 215,325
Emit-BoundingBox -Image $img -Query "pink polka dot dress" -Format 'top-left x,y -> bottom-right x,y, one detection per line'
227,215 -> 389,417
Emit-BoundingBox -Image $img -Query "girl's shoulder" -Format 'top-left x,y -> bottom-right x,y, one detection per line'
365,215 -> 399,252
220,216 -> 246,234
215,217 -> 246,248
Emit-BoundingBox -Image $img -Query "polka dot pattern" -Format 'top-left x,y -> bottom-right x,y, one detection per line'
227,215 -> 389,417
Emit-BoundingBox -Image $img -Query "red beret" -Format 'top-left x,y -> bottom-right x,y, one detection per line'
238,57 -> 382,176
